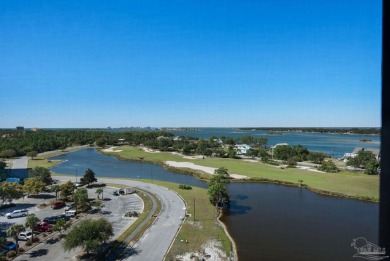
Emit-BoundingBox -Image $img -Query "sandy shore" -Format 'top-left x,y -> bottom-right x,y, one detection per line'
165,161 -> 248,179
102,147 -> 123,153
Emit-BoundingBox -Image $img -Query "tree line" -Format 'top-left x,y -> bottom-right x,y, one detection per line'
0,166 -> 99,205
237,127 -> 380,135
0,129 -> 268,158
0,129 -> 173,157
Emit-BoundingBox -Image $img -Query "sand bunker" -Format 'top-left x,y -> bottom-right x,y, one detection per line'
102,147 -> 123,153
165,161 -> 248,179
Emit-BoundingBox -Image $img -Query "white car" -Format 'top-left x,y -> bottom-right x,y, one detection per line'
5,209 -> 28,219
65,203 -> 75,211
18,231 -> 32,241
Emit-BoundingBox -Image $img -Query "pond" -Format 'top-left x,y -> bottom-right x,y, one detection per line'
50,149 -> 378,260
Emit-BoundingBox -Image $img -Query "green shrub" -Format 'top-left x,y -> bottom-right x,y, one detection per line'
124,211 -> 139,217
318,160 -> 339,173
179,184 -> 192,190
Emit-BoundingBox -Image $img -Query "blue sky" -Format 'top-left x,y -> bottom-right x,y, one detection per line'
0,0 -> 382,128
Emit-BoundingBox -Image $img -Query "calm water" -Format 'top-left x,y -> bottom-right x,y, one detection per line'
50,149 -> 207,189
50,149 -> 379,260
169,128 -> 380,158
220,183 -> 378,261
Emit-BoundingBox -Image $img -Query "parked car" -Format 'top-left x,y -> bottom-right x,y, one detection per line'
1,241 -> 17,251
118,189 -> 125,195
34,221 -> 53,232
64,203 -> 75,211
5,209 -> 28,219
43,216 -> 60,224
75,182 -> 84,187
56,214 -> 70,221
51,201 -> 66,209
113,191 -> 119,196
18,231 -> 32,241
0,246 -> 9,256
65,210 -> 77,217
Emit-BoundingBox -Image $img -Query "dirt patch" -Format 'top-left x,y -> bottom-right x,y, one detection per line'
175,240 -> 228,261
187,221 -> 203,230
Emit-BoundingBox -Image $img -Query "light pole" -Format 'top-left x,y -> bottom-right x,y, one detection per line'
76,169 -> 78,183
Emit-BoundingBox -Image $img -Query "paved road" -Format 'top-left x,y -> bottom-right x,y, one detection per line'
59,177 -> 186,261
8,156 -> 29,178
11,156 -> 28,169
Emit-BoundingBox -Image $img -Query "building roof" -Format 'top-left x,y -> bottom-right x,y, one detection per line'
271,143 -> 288,149
352,147 -> 380,155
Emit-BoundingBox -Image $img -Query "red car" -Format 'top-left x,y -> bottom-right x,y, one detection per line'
51,201 -> 66,209
34,221 -> 53,232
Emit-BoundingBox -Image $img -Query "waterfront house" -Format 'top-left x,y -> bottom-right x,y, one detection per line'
343,147 -> 381,162
234,144 -> 252,155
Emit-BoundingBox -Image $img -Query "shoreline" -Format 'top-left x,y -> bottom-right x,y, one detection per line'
217,211 -> 238,260
99,148 -> 379,203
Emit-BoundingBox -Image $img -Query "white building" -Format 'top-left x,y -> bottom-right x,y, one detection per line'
234,144 -> 252,155
343,147 -> 381,162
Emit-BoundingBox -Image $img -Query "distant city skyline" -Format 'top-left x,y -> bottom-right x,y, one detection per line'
0,1 -> 382,128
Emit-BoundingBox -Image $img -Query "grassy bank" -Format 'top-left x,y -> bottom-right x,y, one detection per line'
28,146 -> 88,169
103,146 -> 379,202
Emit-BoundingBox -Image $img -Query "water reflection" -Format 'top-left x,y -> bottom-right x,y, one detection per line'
50,149 -> 207,189
50,149 -> 378,261
221,183 -> 378,261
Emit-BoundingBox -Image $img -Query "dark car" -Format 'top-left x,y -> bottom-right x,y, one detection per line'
56,214 -> 71,222
43,216 -> 58,224
51,201 -> 66,209
113,191 -> 119,196
119,189 -> 125,195
1,246 -> 9,255
44,214 -> 71,224
1,241 -> 16,251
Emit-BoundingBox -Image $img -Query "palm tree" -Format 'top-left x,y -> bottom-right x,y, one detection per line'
7,224 -> 25,253
25,214 -> 40,242
95,188 -> 103,199
51,185 -> 61,201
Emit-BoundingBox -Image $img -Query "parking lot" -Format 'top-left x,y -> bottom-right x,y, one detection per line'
0,183 -> 143,260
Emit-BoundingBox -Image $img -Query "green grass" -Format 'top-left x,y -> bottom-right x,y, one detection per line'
28,158 -> 63,169
28,147 -> 86,169
103,146 -> 379,201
